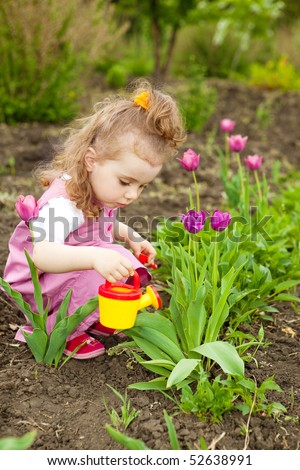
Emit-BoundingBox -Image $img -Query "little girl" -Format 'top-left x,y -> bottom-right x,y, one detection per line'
3,79 -> 186,359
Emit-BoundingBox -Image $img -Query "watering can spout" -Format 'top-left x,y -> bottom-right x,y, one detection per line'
139,285 -> 162,310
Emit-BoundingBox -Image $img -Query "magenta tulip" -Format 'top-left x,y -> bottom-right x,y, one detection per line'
179,209 -> 207,234
220,119 -> 236,133
244,155 -> 263,170
15,195 -> 39,222
227,135 -> 248,153
177,148 -> 200,171
210,210 -> 232,232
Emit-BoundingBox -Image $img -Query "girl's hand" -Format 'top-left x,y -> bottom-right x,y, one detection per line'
128,238 -> 157,266
92,248 -> 134,283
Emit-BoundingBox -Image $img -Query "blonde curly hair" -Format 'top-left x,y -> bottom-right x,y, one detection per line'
34,79 -> 186,216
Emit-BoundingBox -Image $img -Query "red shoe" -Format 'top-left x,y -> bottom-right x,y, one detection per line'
88,321 -> 126,338
64,333 -> 105,360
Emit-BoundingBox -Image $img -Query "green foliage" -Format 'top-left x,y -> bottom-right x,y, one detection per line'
104,385 -> 140,430
0,156 -> 15,176
180,375 -> 286,422
173,60 -> 216,132
0,250 -> 98,367
105,64 -> 128,88
106,409 -> 182,450
0,430 -> 37,450
0,0 -> 124,123
0,0 -> 80,123
249,56 -> 300,90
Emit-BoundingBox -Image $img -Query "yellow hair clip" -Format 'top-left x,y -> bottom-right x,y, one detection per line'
133,91 -> 150,110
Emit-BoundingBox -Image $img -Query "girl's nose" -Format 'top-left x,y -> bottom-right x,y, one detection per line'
125,186 -> 139,200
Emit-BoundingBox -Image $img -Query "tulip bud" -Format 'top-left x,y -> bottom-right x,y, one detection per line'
15,195 -> 39,222
177,149 -> 200,172
227,135 -> 248,153
210,210 -> 232,232
244,155 -> 263,171
220,118 -> 236,133
179,209 -> 207,234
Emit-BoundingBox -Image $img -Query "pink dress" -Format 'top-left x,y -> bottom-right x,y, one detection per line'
3,178 -> 150,341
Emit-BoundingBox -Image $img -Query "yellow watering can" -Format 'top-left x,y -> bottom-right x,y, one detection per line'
98,270 -> 162,329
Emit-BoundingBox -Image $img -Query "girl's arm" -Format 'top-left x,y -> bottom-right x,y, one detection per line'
114,221 -> 156,265
32,241 -> 134,283
114,220 -> 144,244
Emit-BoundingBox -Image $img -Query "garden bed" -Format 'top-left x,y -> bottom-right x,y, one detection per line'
0,80 -> 299,450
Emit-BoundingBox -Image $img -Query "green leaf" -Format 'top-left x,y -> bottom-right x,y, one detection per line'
163,410 -> 181,450
24,249 -> 45,317
128,377 -> 168,391
167,358 -> 199,388
0,277 -> 44,330
23,328 -> 48,362
193,341 -> 244,376
53,289 -> 72,327
133,312 -> 180,347
105,425 -> 149,450
43,296 -> 98,365
0,430 -> 37,450
272,293 -> 300,302
127,327 -> 184,363
132,336 -> 174,362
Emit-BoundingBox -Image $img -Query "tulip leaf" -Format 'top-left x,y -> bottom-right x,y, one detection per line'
0,277 -> 44,330
132,336 -> 174,362
22,328 -> 48,362
193,341 -> 244,377
166,358 -> 199,388
24,249 -> 45,318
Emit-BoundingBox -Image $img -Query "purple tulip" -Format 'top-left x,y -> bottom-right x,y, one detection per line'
227,135 -> 248,153
177,148 -> 200,171
15,195 -> 39,222
210,210 -> 232,232
220,119 -> 236,133
179,209 -> 207,234
244,155 -> 263,171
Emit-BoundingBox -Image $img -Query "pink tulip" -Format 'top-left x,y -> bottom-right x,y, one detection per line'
220,119 -> 236,133
177,148 -> 200,171
210,210 -> 232,232
15,195 -> 39,222
227,135 -> 248,153
244,155 -> 263,171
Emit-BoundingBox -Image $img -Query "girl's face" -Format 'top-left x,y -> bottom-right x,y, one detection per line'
85,143 -> 162,209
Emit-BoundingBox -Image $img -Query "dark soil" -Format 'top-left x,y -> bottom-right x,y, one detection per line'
0,79 -> 299,450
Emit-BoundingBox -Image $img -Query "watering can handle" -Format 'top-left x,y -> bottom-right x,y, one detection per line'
104,270 -> 140,290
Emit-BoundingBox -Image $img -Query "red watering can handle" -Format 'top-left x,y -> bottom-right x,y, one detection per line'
104,270 -> 140,291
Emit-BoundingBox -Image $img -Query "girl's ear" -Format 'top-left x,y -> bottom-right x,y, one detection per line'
85,147 -> 97,172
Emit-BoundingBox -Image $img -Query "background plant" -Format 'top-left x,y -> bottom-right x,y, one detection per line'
0,0 -> 125,123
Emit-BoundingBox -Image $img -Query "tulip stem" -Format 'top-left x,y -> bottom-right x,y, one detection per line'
225,135 -> 230,172
254,170 -> 262,203
29,221 -> 35,243
236,152 -> 245,208
193,238 -> 198,282
192,171 -> 200,212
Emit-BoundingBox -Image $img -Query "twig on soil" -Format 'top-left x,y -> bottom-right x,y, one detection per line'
17,419 -> 46,432
208,432 -> 226,450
